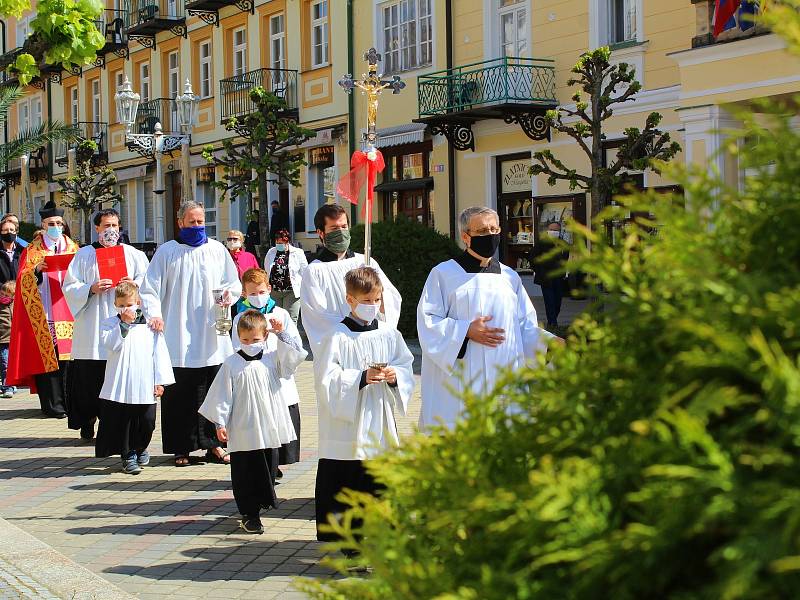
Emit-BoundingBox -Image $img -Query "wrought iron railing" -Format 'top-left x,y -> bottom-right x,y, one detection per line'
0,147 -> 48,175
93,9 -> 128,47
134,98 -> 179,134
54,122 -> 109,166
417,57 -> 557,117
121,0 -> 186,28
219,68 -> 298,122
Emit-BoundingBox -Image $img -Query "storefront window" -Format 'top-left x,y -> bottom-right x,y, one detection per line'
402,152 -> 424,179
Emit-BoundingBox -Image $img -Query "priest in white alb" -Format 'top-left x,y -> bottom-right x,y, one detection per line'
417,206 -> 557,430
63,208 -> 149,441
299,204 -> 401,350
139,201 -> 242,467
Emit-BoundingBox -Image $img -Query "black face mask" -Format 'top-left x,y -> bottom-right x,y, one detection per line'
0,233 -> 15,244
469,233 -> 501,259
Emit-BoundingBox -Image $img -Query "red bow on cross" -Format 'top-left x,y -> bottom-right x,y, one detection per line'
336,149 -> 385,219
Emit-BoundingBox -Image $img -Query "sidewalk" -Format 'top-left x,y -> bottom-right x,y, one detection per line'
0,362 -> 421,599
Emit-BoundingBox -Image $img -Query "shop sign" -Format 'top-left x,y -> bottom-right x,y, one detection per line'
309,146 -> 335,167
500,159 -> 531,194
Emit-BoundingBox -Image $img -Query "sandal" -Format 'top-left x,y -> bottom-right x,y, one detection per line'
174,455 -> 190,467
205,449 -> 230,464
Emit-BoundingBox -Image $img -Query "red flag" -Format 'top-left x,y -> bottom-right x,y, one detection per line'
336,149 -> 386,219
713,0 -> 741,37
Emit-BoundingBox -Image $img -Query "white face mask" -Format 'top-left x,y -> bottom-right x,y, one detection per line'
547,230 -> 561,238
240,341 -> 264,357
354,302 -> 380,323
247,294 -> 270,309
116,304 -> 138,316
226,240 -> 242,251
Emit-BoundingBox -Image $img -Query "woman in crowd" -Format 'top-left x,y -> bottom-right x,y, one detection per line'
264,229 -> 307,325
226,229 -> 260,279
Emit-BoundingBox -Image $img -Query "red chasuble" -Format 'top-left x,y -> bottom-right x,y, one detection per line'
7,234 -> 79,389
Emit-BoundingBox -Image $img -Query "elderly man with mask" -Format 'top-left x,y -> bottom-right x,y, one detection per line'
140,201 -> 241,467
417,206 -> 558,430
63,208 -> 149,440
7,201 -> 79,417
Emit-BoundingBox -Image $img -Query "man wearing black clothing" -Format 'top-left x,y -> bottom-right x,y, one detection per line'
245,210 -> 260,256
531,222 -> 570,329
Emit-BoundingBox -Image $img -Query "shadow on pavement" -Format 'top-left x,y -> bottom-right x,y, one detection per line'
0,456 -> 118,479
69,478 -> 232,493
102,539 -> 339,581
72,497 -> 315,521
0,436 -> 92,448
0,408 -> 50,421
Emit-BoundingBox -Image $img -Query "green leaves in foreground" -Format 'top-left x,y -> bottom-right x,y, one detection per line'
298,105 -> 800,599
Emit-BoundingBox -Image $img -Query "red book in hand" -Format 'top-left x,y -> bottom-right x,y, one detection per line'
95,245 -> 127,285
44,253 -> 74,272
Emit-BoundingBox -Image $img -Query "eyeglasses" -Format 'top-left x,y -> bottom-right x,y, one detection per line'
468,226 -> 501,236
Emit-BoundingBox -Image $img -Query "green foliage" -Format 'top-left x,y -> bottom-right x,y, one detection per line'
530,47 -> 680,216
348,217 -> 460,338
17,221 -> 37,243
299,103 -> 800,599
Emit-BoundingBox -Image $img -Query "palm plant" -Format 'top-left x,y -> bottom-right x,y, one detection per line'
0,86 -> 78,168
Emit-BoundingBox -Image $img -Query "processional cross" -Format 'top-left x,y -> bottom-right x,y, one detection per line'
338,48 -> 406,263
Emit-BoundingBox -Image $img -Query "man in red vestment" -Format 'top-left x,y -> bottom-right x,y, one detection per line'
7,201 -> 78,417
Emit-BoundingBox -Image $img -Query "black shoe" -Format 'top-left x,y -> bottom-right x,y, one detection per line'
239,517 -> 264,534
43,411 -> 67,419
79,423 -> 94,440
276,467 -> 284,479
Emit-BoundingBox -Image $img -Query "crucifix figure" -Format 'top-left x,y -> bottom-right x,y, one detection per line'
337,48 -> 406,264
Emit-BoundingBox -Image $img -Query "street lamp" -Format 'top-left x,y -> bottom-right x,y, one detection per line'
114,76 -> 198,246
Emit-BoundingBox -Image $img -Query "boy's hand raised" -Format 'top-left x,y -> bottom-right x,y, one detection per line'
268,318 -> 284,334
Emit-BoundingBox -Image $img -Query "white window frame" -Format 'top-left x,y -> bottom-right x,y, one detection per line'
113,72 -> 124,123
143,178 -> 155,243
91,78 -> 101,122
233,27 -> 247,76
140,62 -> 151,103
589,0 -> 644,49
270,14 -> 287,86
379,0 -> 433,73
310,0 -> 329,68
199,40 -> 212,99
18,96 -> 43,132
483,0 -> 532,60
198,182 -> 218,240
116,182 -> 130,232
16,15 -> 33,46
498,0 -> 528,58
70,87 -> 79,124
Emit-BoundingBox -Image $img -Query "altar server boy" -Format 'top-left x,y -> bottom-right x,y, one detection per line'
232,268 -> 304,476
199,310 -> 307,534
96,282 -> 174,475
314,266 -> 415,543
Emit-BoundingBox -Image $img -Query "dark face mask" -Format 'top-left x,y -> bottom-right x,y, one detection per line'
469,233 -> 501,259
322,228 -> 351,254
0,232 -> 15,244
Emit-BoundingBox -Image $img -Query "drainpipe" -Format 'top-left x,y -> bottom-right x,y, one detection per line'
0,20 -> 7,213
347,0 -> 356,225
445,0 -> 456,240
46,78 -> 54,205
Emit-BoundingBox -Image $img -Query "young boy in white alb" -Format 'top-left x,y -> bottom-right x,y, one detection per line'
314,266 -> 415,544
199,310 -> 307,534
96,281 -> 174,474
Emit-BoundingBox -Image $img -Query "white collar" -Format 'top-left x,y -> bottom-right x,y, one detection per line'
43,235 -> 63,252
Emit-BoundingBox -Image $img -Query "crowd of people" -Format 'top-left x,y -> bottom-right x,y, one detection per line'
4,199 -> 561,538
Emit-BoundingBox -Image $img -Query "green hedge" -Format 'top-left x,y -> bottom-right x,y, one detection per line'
349,216 -> 460,338
300,97 -> 800,599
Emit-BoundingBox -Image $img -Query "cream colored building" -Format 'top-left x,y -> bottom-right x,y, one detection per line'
1,0 -> 798,272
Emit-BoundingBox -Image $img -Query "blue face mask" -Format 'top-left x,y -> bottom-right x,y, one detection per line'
179,225 -> 207,247
45,226 -> 63,241
275,243 -> 287,252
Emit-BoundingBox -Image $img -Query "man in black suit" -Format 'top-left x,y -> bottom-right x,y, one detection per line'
245,209 -> 260,256
0,217 -> 22,285
531,222 -> 570,329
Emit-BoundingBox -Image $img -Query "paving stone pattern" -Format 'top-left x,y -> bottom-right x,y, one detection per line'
0,361 -> 422,599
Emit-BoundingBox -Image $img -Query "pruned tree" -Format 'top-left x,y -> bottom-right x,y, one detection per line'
203,88 -> 315,254
530,47 -> 681,217
58,139 -> 122,244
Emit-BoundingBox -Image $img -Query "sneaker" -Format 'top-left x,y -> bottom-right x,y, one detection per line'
239,517 -> 263,534
1,390 -> 12,398
137,450 -> 150,466
122,457 -> 142,475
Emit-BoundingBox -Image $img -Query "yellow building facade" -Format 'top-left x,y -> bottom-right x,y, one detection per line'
1,0 -> 799,274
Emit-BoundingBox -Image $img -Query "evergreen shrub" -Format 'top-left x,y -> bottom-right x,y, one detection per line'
299,105 -> 800,599
349,216 -> 460,338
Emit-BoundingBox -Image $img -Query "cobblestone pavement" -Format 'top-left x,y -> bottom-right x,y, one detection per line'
0,361 -> 422,599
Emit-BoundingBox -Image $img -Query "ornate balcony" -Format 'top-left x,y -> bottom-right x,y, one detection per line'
91,10 -> 130,65
54,122 -> 109,167
185,0 -> 253,27
0,147 -> 48,187
0,48 -> 45,89
134,98 -> 180,135
219,68 -> 299,125
122,0 -> 186,50
415,56 -> 557,151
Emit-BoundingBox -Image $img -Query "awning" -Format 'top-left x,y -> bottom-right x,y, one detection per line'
374,123 -> 427,148
373,176 -> 433,193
